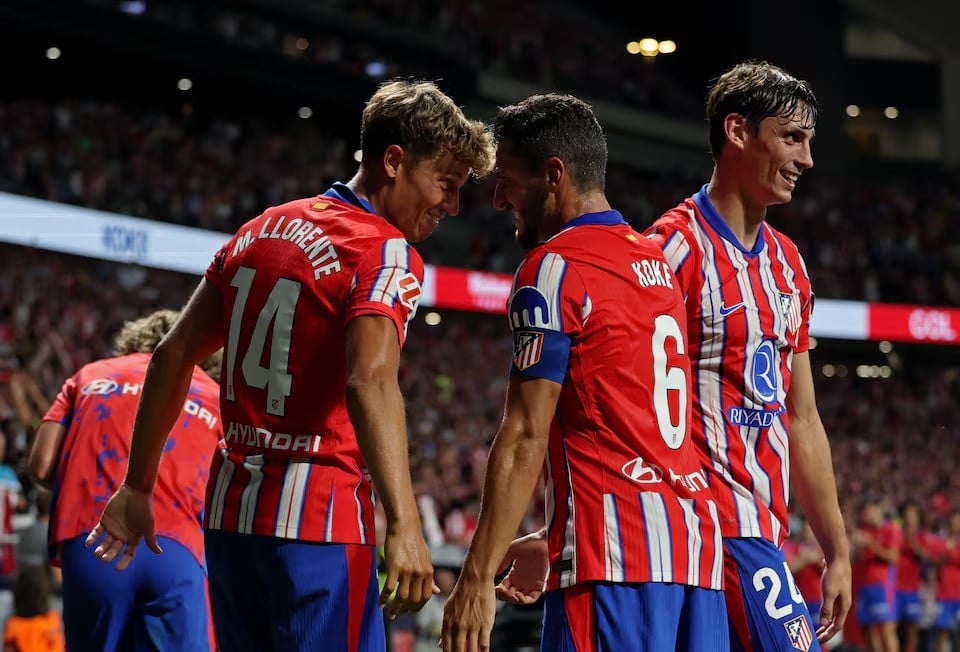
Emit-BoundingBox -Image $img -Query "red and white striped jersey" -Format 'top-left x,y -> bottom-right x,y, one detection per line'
203,183 -> 424,544
508,209 -> 723,592
645,186 -> 813,547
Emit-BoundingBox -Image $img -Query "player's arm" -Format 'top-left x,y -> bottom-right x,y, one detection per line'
30,374 -> 78,488
864,529 -> 899,564
28,421 -> 66,489
345,314 -> 432,617
123,278 -> 225,492
463,376 -> 559,582
787,350 -> 851,639
442,376 -> 559,652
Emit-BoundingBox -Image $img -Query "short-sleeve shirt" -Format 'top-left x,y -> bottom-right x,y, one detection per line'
507,209 -> 722,591
203,183 -> 423,544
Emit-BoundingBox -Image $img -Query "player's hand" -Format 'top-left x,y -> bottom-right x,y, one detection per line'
494,530 -> 548,604
815,556 -> 852,643
440,573 -> 496,652
85,483 -> 162,571
379,519 -> 437,619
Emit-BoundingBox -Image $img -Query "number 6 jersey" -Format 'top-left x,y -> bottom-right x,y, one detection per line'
202,183 -> 424,545
508,209 -> 722,592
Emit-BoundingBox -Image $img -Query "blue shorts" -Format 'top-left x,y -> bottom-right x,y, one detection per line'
724,538 -> 821,652
895,590 -> 922,623
61,534 -> 209,652
204,529 -> 384,652
856,584 -> 895,625
541,581 -> 728,651
934,600 -> 960,630
807,601 -> 822,625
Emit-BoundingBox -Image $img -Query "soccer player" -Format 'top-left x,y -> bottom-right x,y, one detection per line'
440,93 -> 726,652
29,309 -> 222,651
929,510 -> 960,652
88,79 -> 495,651
895,501 -> 933,652
644,60 -> 851,651
852,500 -> 900,652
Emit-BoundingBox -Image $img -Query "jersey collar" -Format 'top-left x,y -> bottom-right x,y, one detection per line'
323,182 -> 377,215
692,184 -> 766,257
561,209 -> 627,230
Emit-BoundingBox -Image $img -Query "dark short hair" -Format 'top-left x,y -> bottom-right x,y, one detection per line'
706,60 -> 820,160
493,93 -> 607,192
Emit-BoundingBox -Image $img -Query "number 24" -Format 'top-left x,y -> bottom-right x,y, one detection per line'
753,562 -> 805,619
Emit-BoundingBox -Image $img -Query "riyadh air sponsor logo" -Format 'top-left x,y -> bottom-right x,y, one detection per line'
81,379 -> 120,395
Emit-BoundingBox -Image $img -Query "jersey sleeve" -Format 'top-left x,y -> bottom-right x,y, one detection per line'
793,251 -> 814,353
203,240 -> 231,292
346,238 -> 425,347
644,216 -> 702,301
40,373 -> 78,426
507,249 -> 586,384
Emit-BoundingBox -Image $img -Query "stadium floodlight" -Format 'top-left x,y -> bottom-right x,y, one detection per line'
657,40 -> 677,54
46,46 -> 61,60
298,106 -> 313,119
638,38 -> 659,57
883,106 -> 899,119
845,104 -> 860,117
626,41 -> 641,55
177,78 -> 193,91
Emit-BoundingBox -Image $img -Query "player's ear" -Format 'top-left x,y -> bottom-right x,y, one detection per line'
723,113 -> 749,151
545,156 -> 564,191
382,144 -> 405,180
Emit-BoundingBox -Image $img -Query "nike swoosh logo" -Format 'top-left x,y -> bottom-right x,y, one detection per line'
718,302 -> 745,317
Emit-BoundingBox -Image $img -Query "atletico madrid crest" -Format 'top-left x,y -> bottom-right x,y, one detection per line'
779,291 -> 803,335
513,330 -> 544,371
784,615 -> 813,651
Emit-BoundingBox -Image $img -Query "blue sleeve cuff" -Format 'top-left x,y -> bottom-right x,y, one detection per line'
509,328 -> 570,383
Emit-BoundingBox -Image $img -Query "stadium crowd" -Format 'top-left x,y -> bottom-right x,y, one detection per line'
2,99 -> 960,306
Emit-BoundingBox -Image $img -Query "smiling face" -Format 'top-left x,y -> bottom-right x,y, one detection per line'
384,150 -> 470,243
492,141 -> 555,250
737,109 -> 814,208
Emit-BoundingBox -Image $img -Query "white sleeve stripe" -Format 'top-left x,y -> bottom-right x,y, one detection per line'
369,239 -> 410,304
663,232 -> 691,272
535,252 -> 567,331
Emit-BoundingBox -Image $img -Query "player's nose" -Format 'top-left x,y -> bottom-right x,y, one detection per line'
796,141 -> 813,170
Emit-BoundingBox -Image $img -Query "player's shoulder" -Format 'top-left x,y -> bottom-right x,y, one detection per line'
763,222 -> 803,258
644,199 -> 697,239
75,353 -> 144,378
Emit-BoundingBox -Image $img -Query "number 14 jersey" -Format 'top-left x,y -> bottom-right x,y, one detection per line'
203,183 -> 424,544
508,210 -> 722,592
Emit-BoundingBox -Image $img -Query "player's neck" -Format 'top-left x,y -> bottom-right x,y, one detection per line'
562,191 -> 611,225
705,174 -> 766,250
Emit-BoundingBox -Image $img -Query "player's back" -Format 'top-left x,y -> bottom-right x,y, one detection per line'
45,353 -> 221,567
204,188 -> 423,543
513,213 -> 721,591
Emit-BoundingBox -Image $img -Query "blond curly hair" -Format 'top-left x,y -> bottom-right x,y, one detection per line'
113,309 -> 222,381
360,79 -> 495,179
